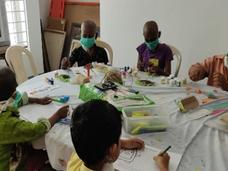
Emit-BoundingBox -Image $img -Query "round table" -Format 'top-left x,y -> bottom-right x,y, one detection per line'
17,68 -> 228,171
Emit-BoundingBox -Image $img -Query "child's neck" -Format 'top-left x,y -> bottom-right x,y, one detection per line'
86,161 -> 105,171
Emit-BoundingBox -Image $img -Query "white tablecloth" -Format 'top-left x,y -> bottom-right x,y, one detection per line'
17,68 -> 228,171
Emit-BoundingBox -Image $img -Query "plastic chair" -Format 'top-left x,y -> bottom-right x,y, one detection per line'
69,39 -> 113,65
168,44 -> 182,77
5,46 -> 38,84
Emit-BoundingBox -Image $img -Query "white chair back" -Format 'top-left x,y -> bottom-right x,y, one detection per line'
168,44 -> 182,77
5,46 -> 38,84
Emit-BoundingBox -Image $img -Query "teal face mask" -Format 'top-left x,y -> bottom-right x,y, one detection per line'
145,39 -> 159,51
80,37 -> 96,49
12,91 -> 23,108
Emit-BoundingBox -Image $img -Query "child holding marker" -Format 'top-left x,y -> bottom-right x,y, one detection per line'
137,21 -> 173,76
0,67 -> 69,171
68,99 -> 170,171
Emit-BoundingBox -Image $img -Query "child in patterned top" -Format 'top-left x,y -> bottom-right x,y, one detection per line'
0,67 -> 69,171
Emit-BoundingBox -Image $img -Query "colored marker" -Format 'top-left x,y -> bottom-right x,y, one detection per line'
159,146 -> 171,156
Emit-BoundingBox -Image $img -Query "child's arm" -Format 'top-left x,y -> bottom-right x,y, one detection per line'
1,105 -> 68,144
137,56 -> 145,71
28,97 -> 52,105
120,138 -> 144,150
61,57 -> 72,69
163,60 -> 171,76
188,63 -> 207,81
210,73 -> 228,91
153,153 -> 170,171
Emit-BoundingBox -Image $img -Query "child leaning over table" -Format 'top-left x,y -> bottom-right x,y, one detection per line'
0,67 -> 69,171
67,99 -> 170,171
137,20 -> 173,76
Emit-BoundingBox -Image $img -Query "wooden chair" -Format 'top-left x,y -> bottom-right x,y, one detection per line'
5,46 -> 38,84
69,39 -> 113,65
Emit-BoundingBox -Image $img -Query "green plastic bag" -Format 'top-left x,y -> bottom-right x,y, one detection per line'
79,84 -> 105,102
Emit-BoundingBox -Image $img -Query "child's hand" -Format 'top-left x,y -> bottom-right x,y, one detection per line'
61,57 -> 70,69
36,97 -> 52,105
55,105 -> 69,119
153,153 -> 170,171
148,65 -> 159,74
188,63 -> 206,81
49,105 -> 69,126
211,73 -> 225,87
211,73 -> 228,91
121,138 -> 144,150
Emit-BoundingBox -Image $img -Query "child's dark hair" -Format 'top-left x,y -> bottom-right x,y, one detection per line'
0,67 -> 17,101
70,100 -> 122,166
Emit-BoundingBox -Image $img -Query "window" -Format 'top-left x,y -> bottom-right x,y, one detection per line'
5,0 -> 28,46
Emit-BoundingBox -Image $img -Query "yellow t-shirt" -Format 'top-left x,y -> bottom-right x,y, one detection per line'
67,153 -> 94,171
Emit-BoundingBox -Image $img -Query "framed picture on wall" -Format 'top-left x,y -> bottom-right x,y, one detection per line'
0,0 -> 10,46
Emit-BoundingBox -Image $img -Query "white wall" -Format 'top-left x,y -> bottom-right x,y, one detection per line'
25,0 -> 43,73
39,0 -> 51,27
100,0 -> 228,77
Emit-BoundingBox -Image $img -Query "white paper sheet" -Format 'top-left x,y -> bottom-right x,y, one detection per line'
19,103 -> 62,123
114,145 -> 182,171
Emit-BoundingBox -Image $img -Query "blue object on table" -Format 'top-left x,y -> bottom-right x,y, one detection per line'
59,117 -> 71,125
52,95 -> 70,103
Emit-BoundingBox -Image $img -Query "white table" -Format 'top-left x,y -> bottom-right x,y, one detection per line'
18,68 -> 228,171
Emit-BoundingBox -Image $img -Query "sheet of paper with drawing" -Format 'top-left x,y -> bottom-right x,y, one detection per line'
114,145 -> 182,171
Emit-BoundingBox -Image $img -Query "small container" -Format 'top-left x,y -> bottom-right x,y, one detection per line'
122,105 -> 169,134
122,72 -> 133,87
169,79 -> 176,87
160,76 -> 166,84
174,78 -> 181,87
168,74 -> 175,79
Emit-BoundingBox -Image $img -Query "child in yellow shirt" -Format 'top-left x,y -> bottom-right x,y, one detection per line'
67,100 -> 170,171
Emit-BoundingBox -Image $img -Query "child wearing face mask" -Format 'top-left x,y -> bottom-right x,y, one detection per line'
67,99 -> 170,171
61,20 -> 108,68
189,53 -> 228,91
0,67 -> 69,171
137,21 -> 173,76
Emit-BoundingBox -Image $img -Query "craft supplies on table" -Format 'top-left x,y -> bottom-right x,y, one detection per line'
176,96 -> 199,113
52,95 -> 70,103
55,72 -> 70,82
122,105 -> 169,134
79,83 -> 154,110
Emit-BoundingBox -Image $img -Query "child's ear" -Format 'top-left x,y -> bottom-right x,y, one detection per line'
158,31 -> 161,38
106,144 -> 119,162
